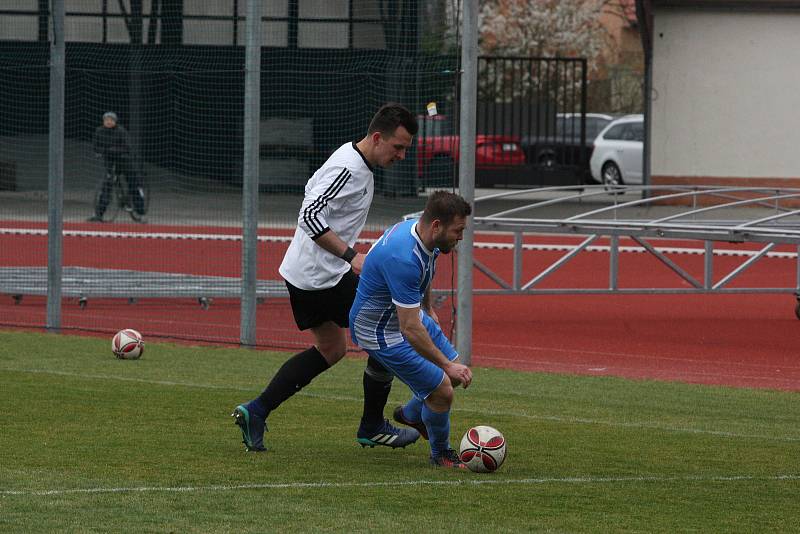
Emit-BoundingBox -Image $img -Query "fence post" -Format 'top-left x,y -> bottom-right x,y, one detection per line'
240,0 -> 262,347
46,0 -> 65,333
456,0 -> 478,365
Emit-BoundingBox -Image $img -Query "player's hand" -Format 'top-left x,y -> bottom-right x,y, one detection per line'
429,309 -> 440,325
445,362 -> 472,389
350,252 -> 365,275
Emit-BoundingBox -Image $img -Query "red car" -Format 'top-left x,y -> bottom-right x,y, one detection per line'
416,115 -> 525,187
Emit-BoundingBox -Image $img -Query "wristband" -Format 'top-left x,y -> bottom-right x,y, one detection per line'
341,246 -> 357,263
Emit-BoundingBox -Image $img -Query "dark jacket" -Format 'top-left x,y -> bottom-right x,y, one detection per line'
93,124 -> 131,157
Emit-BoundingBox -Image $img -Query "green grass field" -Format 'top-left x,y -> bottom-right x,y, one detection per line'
1,330 -> 799,532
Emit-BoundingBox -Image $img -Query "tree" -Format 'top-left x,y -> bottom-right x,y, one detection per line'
479,0 -> 607,64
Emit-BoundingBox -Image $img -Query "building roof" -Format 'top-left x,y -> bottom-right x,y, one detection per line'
636,0 -> 800,55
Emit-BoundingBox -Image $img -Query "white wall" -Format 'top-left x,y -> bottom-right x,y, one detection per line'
652,9 -> 800,178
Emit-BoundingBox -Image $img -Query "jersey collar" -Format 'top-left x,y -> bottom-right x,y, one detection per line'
351,141 -> 374,172
411,221 -> 434,256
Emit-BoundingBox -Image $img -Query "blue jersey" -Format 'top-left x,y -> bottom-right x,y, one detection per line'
350,219 -> 439,350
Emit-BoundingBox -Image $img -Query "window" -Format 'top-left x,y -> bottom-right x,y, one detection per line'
630,122 -> 644,142
0,0 -> 389,48
603,124 -> 627,141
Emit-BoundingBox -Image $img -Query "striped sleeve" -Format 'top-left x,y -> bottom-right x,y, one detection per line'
297,167 -> 353,240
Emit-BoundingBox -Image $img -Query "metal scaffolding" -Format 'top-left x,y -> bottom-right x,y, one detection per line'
461,185 -> 800,301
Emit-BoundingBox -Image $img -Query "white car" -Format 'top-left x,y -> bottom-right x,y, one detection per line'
589,114 -> 644,188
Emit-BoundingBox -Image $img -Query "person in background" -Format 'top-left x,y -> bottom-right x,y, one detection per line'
89,111 -> 146,223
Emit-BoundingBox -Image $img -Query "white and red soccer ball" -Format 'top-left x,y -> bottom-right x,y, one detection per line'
459,425 -> 507,473
112,329 -> 144,360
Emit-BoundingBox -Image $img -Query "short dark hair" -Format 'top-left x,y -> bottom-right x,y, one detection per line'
367,103 -> 418,137
420,190 -> 472,226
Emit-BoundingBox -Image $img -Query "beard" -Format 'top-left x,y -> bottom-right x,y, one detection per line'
436,240 -> 457,254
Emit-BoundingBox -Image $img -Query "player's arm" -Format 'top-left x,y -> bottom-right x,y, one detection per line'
421,285 -> 439,325
296,166 -> 364,272
313,231 -> 364,274
396,305 -> 471,388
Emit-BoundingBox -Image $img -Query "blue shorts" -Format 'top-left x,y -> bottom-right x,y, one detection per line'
364,312 -> 459,400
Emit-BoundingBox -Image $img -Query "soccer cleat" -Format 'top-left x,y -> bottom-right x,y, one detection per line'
231,403 -> 267,452
356,419 -> 420,449
392,405 -> 429,440
430,448 -> 467,469
87,215 -> 104,222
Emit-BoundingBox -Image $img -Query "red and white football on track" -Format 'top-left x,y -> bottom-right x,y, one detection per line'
459,425 -> 507,473
112,329 -> 144,360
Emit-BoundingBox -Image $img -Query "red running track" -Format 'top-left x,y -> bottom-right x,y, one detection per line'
2,221 -> 800,391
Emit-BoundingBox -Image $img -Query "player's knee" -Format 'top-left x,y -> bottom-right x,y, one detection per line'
316,342 -> 346,365
364,356 -> 393,383
428,379 -> 454,410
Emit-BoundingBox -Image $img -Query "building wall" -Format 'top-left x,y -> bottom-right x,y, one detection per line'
651,8 -> 800,184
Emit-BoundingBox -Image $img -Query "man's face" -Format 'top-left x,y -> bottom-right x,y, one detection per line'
432,215 -> 467,254
374,126 -> 413,168
103,117 -> 116,128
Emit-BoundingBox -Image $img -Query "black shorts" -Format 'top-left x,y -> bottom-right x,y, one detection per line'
285,270 -> 359,330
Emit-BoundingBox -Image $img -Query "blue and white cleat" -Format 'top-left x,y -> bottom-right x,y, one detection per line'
231,403 -> 267,452
357,419 -> 420,449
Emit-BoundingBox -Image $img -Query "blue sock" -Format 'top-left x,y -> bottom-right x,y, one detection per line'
422,403 -> 450,457
245,397 -> 267,419
401,396 -> 423,424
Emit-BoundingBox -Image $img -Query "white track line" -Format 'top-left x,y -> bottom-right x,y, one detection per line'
2,474 -> 799,497
1,227 -> 795,258
3,367 -> 798,443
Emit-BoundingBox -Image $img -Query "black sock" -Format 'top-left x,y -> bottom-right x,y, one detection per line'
257,346 -> 329,416
361,357 -> 392,428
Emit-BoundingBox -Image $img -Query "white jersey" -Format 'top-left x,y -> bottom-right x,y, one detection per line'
279,142 -> 375,290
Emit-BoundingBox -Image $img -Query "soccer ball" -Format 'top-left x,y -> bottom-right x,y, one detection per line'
112,329 -> 144,360
459,425 -> 507,473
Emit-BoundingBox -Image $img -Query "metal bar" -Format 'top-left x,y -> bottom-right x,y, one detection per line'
704,241 -> 714,289
240,0 -> 262,347
522,235 -> 597,290
472,259 -> 512,290
46,0 -> 65,332
733,206 -> 800,229
451,287 -> 798,296
713,243 -> 775,290
513,232 -> 522,290
456,0 -> 478,365
564,187 -> 775,222
631,236 -> 702,288
797,244 -> 800,291
652,193 -> 800,224
609,235 -> 619,290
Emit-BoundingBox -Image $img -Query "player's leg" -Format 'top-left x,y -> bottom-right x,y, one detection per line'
355,355 -> 418,449
393,396 -> 427,440
231,322 -> 341,452
393,312 -> 457,442
258,320 -> 344,411
422,377 -> 464,468
231,274 -> 352,452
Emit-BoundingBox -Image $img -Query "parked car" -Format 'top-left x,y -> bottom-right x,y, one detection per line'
589,114 -> 644,189
521,113 -> 614,182
416,114 -> 526,188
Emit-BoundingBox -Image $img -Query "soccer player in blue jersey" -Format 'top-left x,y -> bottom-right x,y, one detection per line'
350,191 -> 473,468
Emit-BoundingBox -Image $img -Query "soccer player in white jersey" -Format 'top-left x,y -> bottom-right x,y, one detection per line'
350,191 -> 473,468
232,104 -> 420,452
